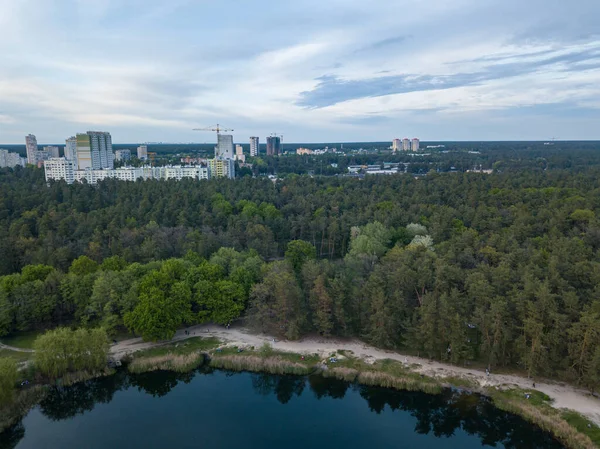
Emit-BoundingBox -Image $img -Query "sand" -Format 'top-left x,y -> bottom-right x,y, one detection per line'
111,323 -> 600,425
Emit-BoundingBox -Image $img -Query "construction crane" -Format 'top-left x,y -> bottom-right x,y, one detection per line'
192,124 -> 234,135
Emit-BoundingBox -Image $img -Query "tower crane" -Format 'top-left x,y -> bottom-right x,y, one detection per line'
192,124 -> 234,135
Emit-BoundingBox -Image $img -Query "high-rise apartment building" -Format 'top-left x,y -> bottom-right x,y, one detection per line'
215,134 -> 234,159
402,138 -> 410,151
250,137 -> 259,157
65,137 -> 77,165
208,158 -> 235,179
137,145 -> 148,160
115,149 -> 131,161
266,136 -> 281,156
411,138 -> 420,152
76,131 -> 113,170
44,158 -> 75,184
25,134 -> 38,164
392,139 -> 401,152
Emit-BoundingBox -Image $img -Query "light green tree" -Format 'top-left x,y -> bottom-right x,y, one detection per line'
34,327 -> 109,378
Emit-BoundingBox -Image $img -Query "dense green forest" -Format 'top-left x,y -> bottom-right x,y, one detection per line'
1,148 -> 600,389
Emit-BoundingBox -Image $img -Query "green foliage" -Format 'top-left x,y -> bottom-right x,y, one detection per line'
4,158 -> 600,383
69,256 -> 99,276
0,358 -> 18,404
347,221 -> 391,260
33,327 -> 109,378
124,276 -> 192,342
285,240 -> 317,273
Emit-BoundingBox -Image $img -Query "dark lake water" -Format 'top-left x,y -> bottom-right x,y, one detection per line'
1,369 -> 563,449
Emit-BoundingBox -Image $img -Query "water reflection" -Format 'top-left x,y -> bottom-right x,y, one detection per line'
0,422 -> 24,449
1,368 -> 564,449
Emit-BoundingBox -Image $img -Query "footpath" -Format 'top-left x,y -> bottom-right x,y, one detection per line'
111,323 -> 600,426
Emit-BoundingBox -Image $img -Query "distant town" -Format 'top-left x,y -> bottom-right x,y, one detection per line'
0,131 -> 431,185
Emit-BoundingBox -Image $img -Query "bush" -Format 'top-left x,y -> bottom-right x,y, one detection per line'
33,327 -> 109,378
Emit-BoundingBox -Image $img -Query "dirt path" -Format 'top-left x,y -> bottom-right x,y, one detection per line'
0,342 -> 35,353
111,323 -> 600,426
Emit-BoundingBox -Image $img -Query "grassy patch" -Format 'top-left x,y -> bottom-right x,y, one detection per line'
0,349 -> 33,363
440,376 -> 478,389
0,331 -> 42,349
131,337 -> 220,359
562,411 -> 600,447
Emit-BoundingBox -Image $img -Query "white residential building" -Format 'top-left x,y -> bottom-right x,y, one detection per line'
392,138 -> 401,152
0,149 -> 26,168
250,136 -> 259,157
25,134 -> 38,164
215,134 -> 234,159
45,163 -> 212,185
137,145 -> 148,160
411,138 -> 420,152
164,166 -> 209,181
44,158 -> 75,184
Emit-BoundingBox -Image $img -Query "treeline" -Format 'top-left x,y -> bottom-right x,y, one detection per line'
2,157 -> 600,387
0,248 -> 261,341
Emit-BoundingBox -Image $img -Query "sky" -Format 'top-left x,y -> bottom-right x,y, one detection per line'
1,0 -> 599,144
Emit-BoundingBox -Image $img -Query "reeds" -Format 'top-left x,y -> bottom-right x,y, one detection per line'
209,355 -> 313,375
321,367 -> 359,382
128,353 -> 205,374
490,393 -> 596,449
356,371 -> 442,395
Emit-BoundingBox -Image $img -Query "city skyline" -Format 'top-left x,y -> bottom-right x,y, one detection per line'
1,0 -> 599,143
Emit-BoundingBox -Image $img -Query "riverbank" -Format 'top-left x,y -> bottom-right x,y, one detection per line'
123,340 -> 598,449
111,323 -> 600,427
116,330 -> 600,449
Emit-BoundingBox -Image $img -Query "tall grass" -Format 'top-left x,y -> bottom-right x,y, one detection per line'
209,355 -> 313,375
322,367 -> 359,382
357,371 -> 442,395
489,390 -> 596,449
128,353 -> 205,374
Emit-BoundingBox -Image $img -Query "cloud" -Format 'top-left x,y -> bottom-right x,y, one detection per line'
298,44 -> 600,108
354,35 -> 411,53
1,0 -> 600,142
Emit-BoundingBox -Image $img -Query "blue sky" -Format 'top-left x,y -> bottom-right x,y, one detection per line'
1,0 -> 599,144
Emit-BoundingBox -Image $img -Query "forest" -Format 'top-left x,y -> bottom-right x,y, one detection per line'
1,146 -> 600,389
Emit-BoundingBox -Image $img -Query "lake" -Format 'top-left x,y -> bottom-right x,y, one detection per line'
1,368 -> 563,449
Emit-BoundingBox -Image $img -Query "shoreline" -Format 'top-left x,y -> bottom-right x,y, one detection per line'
1,342 -> 597,449
111,323 -> 600,427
